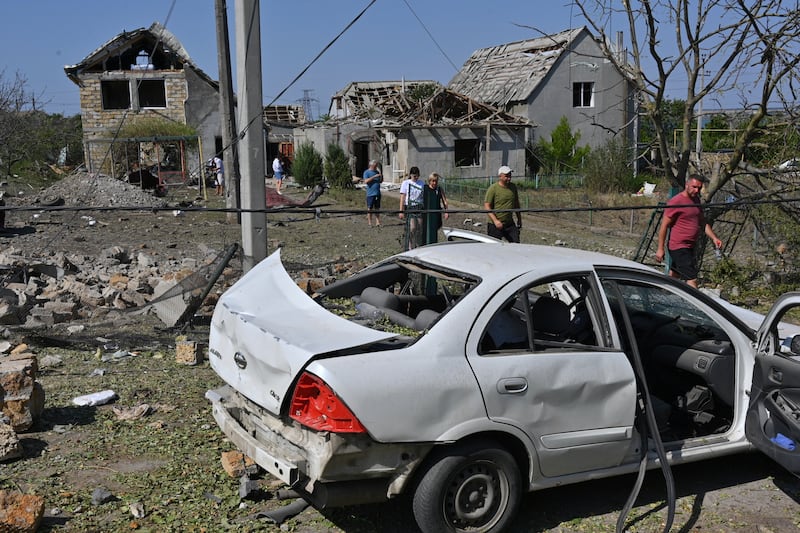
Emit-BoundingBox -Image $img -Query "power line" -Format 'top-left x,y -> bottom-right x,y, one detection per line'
401,0 -> 459,73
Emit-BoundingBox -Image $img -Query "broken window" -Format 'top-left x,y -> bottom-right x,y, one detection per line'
480,275 -> 601,354
573,82 -> 594,108
101,80 -> 131,110
137,80 -> 167,108
454,139 -> 480,167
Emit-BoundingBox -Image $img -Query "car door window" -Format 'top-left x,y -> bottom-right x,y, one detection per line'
600,278 -> 739,436
479,276 -> 601,354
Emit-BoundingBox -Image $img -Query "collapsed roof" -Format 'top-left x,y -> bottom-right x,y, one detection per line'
329,80 -> 531,129
64,22 -> 217,89
263,105 -> 307,127
448,27 -> 585,108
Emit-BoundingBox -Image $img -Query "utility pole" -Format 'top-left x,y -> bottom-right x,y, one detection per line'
234,0 -> 267,271
215,0 -> 240,223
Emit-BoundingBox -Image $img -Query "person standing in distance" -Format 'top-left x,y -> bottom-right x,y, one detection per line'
484,165 -> 522,242
212,154 -> 225,196
272,156 -> 285,195
363,159 -> 383,227
655,174 -> 723,288
399,167 -> 426,248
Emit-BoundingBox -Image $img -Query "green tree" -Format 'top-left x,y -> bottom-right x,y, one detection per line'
323,143 -> 352,189
702,113 -> 736,152
524,140 -> 543,176
293,143 -> 323,187
406,82 -> 439,102
537,116 -> 590,173
0,70 -> 84,182
639,98 -> 686,147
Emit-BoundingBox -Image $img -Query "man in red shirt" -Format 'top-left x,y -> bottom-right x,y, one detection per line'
655,174 -> 722,288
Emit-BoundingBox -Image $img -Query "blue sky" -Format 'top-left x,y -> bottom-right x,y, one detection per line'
1,1 -> 617,117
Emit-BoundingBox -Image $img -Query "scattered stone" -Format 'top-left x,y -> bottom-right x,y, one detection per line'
175,339 -> 202,365
0,355 -> 44,432
0,422 -> 23,461
129,502 -> 145,518
38,354 -> 64,369
221,450 -> 258,478
66,324 -> 85,335
0,490 -> 44,532
239,475 -> 263,500
100,350 -> 134,362
90,487 -> 115,506
72,390 -> 117,407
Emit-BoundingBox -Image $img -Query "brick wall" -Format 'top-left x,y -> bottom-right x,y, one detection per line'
78,71 -> 189,175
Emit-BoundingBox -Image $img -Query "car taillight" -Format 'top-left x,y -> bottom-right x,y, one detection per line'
289,372 -> 367,434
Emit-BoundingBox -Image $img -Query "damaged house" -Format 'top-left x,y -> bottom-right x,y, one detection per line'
64,22 -> 221,183
264,105 -> 307,175
449,27 -> 635,150
295,81 -> 532,182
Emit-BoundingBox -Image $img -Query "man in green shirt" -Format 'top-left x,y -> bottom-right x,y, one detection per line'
484,165 -> 522,242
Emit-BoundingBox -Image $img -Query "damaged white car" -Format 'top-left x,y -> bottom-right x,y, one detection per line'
207,241 -> 800,533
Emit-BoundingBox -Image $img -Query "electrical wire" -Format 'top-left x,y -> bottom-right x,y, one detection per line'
0,0 -> 180,289
401,0 -> 459,72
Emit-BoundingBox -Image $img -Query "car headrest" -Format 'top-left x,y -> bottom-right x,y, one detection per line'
531,296 -> 570,335
358,287 -> 400,311
414,309 -> 440,330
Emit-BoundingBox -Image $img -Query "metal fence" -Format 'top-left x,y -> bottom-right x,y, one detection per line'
442,173 -> 585,206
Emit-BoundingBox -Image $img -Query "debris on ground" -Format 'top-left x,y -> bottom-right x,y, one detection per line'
0,490 -> 45,532
72,389 -> 117,407
90,487 -> 115,506
0,350 -> 44,432
0,422 -> 23,461
221,450 -> 259,478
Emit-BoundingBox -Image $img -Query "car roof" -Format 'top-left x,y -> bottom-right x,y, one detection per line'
398,242 -> 650,279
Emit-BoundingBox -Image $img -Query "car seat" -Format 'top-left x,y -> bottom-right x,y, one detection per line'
531,296 -> 570,342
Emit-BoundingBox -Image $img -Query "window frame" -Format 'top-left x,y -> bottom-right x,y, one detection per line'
137,79 -> 167,109
572,81 -> 595,108
478,274 -> 608,355
454,139 -> 481,168
100,80 -> 131,110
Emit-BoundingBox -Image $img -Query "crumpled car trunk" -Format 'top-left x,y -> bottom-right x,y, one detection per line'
208,250 -> 395,415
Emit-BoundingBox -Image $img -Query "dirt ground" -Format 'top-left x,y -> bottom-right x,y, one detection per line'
1,177 -> 799,532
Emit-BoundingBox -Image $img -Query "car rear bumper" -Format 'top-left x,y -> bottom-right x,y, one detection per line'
206,385 -> 434,506
206,386 -> 305,486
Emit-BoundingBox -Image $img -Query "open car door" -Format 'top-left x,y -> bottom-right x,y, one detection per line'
745,292 -> 800,473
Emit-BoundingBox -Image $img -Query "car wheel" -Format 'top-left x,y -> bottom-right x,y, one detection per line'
412,440 -> 522,533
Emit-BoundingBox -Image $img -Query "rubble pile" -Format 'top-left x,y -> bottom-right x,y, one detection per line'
0,171 -> 216,327
20,171 -> 169,209
0,244 -> 209,327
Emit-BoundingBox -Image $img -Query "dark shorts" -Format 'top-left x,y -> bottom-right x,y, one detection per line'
367,195 -> 381,209
488,222 -> 520,243
669,247 -> 698,280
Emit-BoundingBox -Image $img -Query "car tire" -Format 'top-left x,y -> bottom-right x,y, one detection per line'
412,440 -> 522,533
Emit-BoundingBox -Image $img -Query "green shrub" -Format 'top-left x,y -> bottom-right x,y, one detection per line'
583,137 -> 639,193
323,143 -> 352,189
293,143 -> 323,187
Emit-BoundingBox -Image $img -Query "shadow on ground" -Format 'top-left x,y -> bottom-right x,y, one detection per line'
319,452 -> 800,532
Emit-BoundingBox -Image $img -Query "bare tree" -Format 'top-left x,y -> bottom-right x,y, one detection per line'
574,0 -> 800,200
0,69 -> 34,177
